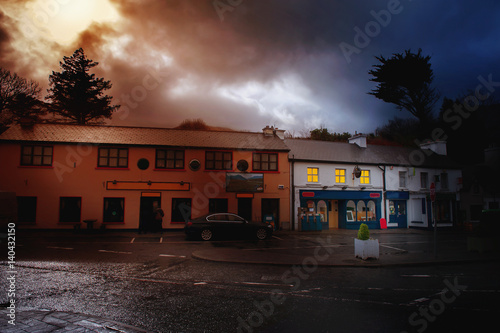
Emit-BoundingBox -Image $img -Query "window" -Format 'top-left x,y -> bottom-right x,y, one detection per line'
420,172 -> 428,189
103,198 -> 124,223
360,170 -> 370,184
317,200 -> 327,222
399,171 -> 407,188
441,173 -> 449,189
346,200 -> 356,222
253,152 -> 278,171
206,151 -> 232,170
367,200 -> 376,221
17,196 -> 37,224
172,198 -> 192,223
59,197 -> 81,223
356,201 -> 366,221
98,147 -> 128,168
209,199 -> 228,213
21,145 -> 53,166
156,149 -> 184,169
335,169 -> 346,183
307,167 -> 319,183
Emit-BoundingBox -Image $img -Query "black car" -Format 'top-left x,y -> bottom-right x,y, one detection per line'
184,213 -> 273,241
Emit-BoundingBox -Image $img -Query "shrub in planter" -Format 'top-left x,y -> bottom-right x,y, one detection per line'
355,223 -> 379,260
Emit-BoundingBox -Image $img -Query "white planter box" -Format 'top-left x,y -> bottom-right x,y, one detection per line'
355,238 -> 379,260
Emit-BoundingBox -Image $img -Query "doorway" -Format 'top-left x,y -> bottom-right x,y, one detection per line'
139,193 -> 161,232
262,199 -> 280,229
238,198 -> 252,221
328,200 -> 339,229
389,200 -> 407,228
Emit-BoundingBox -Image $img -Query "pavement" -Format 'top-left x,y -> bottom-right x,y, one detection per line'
1,228 -> 498,332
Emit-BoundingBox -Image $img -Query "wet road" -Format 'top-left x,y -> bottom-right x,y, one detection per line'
1,231 -> 499,332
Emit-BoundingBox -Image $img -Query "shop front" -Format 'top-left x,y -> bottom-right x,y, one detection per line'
299,190 -> 382,230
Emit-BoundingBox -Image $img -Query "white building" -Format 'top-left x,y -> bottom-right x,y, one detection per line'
286,135 -> 462,230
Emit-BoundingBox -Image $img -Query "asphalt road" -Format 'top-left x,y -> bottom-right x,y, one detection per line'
1,231 -> 499,333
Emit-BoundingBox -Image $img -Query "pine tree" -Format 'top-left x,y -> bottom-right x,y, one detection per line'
46,48 -> 119,124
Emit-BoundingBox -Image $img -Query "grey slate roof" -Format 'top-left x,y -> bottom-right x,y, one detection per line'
285,139 -> 460,169
0,124 -> 289,151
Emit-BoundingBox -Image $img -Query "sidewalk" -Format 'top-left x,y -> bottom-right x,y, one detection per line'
192,229 -> 499,267
0,308 -> 148,333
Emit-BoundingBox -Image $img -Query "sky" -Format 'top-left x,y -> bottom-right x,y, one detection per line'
1,0 -> 500,134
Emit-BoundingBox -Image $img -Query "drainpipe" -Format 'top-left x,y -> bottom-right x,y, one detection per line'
378,165 -> 387,220
291,154 -> 295,231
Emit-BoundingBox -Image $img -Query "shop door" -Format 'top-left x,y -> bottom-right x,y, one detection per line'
389,200 -> 407,228
328,200 -> 339,229
238,198 -> 252,221
262,199 -> 279,229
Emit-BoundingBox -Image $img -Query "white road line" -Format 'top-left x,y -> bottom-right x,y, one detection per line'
159,254 -> 186,258
160,237 -> 163,243
46,246 -> 74,250
98,250 -> 132,254
272,235 -> 284,240
130,238 -> 135,243
194,282 -> 208,285
401,274 -> 432,278
380,244 -> 407,252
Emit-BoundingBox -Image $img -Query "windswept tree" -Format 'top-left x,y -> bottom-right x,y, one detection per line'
46,48 -> 119,124
368,49 -> 440,124
0,67 -> 42,125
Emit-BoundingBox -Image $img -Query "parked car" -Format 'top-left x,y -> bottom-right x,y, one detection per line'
184,213 -> 273,241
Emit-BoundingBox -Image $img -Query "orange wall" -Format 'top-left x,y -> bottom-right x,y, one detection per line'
0,143 -> 290,229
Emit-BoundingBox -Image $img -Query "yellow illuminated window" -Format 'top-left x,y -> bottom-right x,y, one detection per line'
360,170 -> 370,184
307,167 -> 319,183
335,169 -> 346,183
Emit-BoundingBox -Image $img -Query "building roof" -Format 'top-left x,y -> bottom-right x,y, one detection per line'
0,124 -> 289,151
285,138 -> 460,169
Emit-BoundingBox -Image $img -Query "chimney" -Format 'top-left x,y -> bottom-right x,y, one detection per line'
262,125 -> 274,137
274,128 -> 285,140
419,141 -> 447,156
348,133 -> 367,148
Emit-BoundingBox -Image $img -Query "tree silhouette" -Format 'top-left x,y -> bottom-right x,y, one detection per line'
368,49 -> 439,124
1,67 -> 42,121
46,48 -> 119,124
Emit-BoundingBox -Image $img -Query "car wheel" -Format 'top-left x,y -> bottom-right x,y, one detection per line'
200,229 -> 213,241
256,228 -> 268,240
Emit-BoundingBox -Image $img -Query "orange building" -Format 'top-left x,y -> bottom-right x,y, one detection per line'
0,124 -> 290,230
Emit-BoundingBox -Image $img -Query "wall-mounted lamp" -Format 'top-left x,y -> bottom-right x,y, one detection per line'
147,180 -> 152,186
342,186 -> 347,190
353,165 -> 361,179
112,180 -> 117,185
180,181 -> 184,186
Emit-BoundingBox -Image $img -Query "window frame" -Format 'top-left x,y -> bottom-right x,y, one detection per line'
360,170 -> 370,184
335,168 -> 346,184
103,197 -> 125,223
20,144 -> 53,167
420,172 -> 428,189
399,171 -> 407,188
205,150 -> 233,171
155,149 -> 185,170
97,147 -> 129,168
307,167 -> 319,183
252,152 -> 279,172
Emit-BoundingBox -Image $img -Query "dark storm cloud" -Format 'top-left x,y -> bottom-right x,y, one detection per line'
1,0 -> 500,132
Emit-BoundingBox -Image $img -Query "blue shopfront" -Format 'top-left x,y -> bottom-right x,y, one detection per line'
387,191 -> 409,228
299,190 -> 382,230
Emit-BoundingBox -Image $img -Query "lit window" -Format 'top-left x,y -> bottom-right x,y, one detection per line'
307,167 -> 319,183
360,170 -> 370,184
335,169 -> 346,183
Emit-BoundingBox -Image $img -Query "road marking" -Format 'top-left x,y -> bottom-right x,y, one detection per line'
98,250 -> 132,254
194,282 -> 208,285
159,254 -> 186,258
160,237 -> 163,243
130,238 -> 135,243
272,235 -> 284,240
380,244 -> 407,252
47,246 -> 74,250
401,274 -> 432,278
